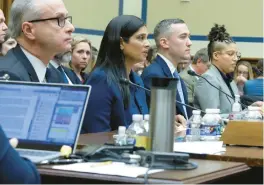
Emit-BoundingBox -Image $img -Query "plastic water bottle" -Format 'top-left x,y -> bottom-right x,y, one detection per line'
245,106 -> 263,120
200,109 -> 222,141
143,114 -> 150,133
229,94 -> 242,120
186,110 -> 202,141
126,114 -> 144,135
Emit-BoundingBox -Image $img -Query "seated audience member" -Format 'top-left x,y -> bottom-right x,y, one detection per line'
83,46 -> 98,74
0,0 -> 74,83
82,15 -> 150,133
68,36 -> 90,84
180,48 -> 210,105
50,52 -> 80,84
233,60 -> 254,95
132,45 -> 157,75
244,59 -> 263,97
0,31 -> 17,56
0,9 -> 7,43
141,19 -> 192,119
177,58 -> 191,73
0,126 -> 40,183
193,24 -> 240,113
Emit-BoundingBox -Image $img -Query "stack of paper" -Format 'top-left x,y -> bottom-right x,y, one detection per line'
174,141 -> 226,154
52,162 -> 163,178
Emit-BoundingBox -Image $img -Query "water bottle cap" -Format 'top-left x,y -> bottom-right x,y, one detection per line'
132,114 -> 143,121
144,114 -> 150,120
192,110 -> 201,115
118,126 -> 126,135
205,109 -> 220,114
248,106 -> 260,111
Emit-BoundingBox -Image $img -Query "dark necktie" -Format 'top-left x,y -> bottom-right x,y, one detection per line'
57,66 -> 69,83
45,68 -> 52,83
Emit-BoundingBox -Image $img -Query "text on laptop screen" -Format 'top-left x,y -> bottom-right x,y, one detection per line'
0,83 -> 88,146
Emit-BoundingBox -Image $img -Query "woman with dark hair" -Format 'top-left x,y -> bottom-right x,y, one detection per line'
82,15 -> 150,133
194,24 -> 240,113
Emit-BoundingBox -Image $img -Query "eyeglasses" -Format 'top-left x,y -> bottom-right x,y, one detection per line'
28,16 -> 72,28
220,51 -> 241,60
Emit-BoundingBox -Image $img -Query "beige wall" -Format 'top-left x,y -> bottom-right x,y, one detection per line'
64,0 -> 119,30
147,0 -> 263,37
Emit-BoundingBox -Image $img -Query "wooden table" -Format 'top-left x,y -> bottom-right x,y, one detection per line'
38,132 -> 252,184
38,159 -> 249,184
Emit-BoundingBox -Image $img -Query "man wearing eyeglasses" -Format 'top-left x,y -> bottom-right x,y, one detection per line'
0,0 -> 75,83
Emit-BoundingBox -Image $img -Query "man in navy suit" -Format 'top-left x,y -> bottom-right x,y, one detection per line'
50,52 -> 81,84
141,19 -> 192,119
0,0 -> 75,83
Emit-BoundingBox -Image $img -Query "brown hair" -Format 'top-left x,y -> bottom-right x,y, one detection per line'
234,60 -> 254,80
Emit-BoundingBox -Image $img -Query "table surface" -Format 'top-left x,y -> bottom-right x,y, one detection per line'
38,159 -> 249,184
78,132 -> 263,167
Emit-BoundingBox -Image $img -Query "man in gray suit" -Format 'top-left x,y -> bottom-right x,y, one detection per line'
0,0 -> 74,83
180,48 -> 210,105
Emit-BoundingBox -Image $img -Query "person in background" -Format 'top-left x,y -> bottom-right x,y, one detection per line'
50,52 -> 81,84
0,9 -> 8,44
180,48 -> 210,105
141,19 -> 192,119
177,58 -> 191,73
132,45 -> 157,75
233,60 -> 254,95
83,45 -> 98,74
82,15 -> 150,133
0,31 -> 17,56
193,24 -> 240,113
244,59 -> 263,97
68,36 -> 90,84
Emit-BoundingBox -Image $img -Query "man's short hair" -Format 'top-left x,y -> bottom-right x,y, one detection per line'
153,19 -> 185,48
9,0 -> 43,38
192,48 -> 209,64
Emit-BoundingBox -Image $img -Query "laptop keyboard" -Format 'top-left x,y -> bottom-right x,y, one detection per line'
18,150 -> 56,157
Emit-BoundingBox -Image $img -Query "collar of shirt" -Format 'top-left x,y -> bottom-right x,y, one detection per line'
157,53 -> 176,76
189,65 -> 199,80
50,60 -> 59,68
214,64 -> 233,83
20,46 -> 47,82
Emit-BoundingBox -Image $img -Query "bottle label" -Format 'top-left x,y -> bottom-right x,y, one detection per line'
200,124 -> 218,136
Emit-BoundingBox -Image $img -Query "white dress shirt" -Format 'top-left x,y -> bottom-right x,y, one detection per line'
158,53 -> 188,118
20,46 -> 47,83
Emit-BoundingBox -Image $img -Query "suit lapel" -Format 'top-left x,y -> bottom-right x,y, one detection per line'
13,45 -> 39,82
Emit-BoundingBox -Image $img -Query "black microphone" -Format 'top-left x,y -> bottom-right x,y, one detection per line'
120,78 -> 206,114
187,70 -> 248,108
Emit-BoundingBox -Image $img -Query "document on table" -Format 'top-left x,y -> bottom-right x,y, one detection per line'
52,162 -> 164,178
174,141 -> 226,154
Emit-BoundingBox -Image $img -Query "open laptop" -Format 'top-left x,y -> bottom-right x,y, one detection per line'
0,81 -> 91,163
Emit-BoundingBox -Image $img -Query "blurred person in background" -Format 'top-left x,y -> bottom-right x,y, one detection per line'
0,31 -> 17,56
233,60 -> 254,95
180,48 -> 210,105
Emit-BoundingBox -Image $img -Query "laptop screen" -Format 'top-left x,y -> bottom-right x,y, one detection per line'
0,81 -> 90,151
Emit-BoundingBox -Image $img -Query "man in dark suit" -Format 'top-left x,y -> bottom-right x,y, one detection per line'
141,19 -> 192,119
0,0 -> 75,83
50,52 -> 81,84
